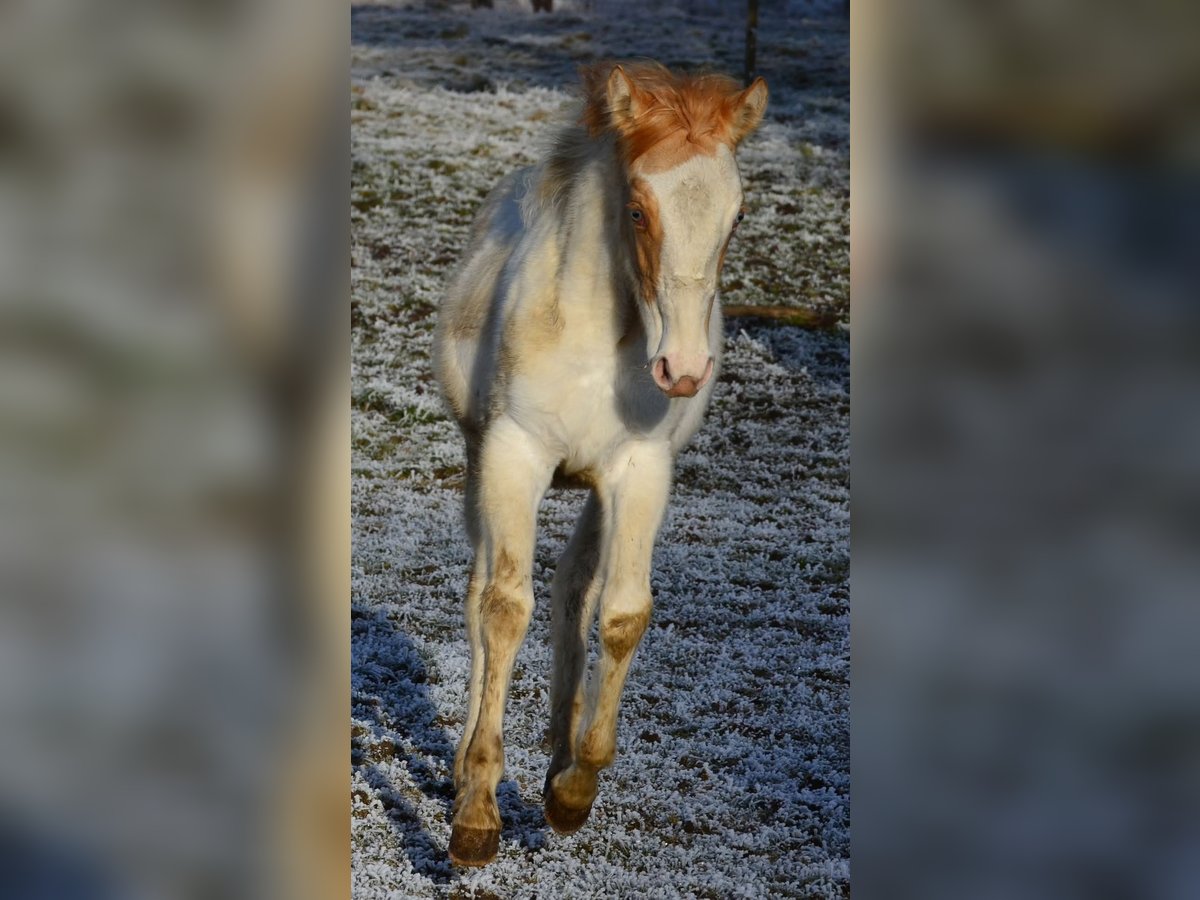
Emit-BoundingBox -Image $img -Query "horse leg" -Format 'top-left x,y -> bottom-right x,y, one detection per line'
450,419 -> 553,866
545,493 -> 604,794
544,445 -> 671,834
454,438 -> 484,792
453,556 -> 485,793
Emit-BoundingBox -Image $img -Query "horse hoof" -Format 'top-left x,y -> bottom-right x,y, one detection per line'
543,782 -> 593,835
448,825 -> 500,867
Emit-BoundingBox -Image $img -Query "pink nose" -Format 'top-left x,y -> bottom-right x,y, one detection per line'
652,356 -> 714,398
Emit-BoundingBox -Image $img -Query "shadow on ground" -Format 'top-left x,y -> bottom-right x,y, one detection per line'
351,606 -> 547,882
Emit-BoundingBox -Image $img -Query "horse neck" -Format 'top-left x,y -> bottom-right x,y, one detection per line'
562,134 -> 640,324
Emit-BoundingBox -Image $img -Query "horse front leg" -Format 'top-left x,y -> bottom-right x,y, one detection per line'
544,444 -> 672,834
450,419 -> 553,867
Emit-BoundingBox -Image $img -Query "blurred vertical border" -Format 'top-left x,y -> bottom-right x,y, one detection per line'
854,1 -> 1200,898
0,1 -> 348,898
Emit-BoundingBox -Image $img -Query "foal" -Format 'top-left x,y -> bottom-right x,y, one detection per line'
433,62 -> 768,866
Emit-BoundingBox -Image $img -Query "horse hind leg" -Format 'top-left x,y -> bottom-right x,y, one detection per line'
453,557 -> 485,794
453,438 -> 485,793
545,493 -> 604,813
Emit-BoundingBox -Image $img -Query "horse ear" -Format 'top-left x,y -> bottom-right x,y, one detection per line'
728,77 -> 769,144
606,66 -> 652,133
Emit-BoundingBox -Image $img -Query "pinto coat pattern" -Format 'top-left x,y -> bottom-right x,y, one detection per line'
433,61 -> 767,867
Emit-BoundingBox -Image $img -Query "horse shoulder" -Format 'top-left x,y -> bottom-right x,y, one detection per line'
497,204 -> 568,366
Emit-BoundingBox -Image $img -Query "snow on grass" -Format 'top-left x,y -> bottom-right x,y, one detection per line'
352,2 -> 848,896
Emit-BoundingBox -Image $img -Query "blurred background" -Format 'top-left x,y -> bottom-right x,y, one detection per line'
854,1 -> 1200,898
0,0 -> 346,898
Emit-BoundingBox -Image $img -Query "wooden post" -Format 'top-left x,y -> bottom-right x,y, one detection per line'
744,0 -> 759,86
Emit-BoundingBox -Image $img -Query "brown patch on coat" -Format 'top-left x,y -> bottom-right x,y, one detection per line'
465,733 -> 503,771
480,549 -> 528,641
501,288 -> 565,377
492,548 -> 520,589
600,607 -> 651,663
481,584 -> 528,644
578,726 -> 615,771
524,275 -> 566,342
580,62 -> 768,172
628,177 -> 664,303
447,313 -> 482,340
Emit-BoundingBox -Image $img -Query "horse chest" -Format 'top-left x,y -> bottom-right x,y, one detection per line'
508,357 -> 635,454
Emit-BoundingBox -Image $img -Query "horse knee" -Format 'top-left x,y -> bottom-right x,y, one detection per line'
481,585 -> 531,647
600,602 -> 651,663
465,733 -> 504,773
480,550 -> 532,641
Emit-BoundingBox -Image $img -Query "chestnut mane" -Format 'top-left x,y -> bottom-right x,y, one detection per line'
579,61 -> 745,164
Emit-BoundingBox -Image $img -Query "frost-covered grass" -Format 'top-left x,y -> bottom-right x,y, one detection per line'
352,2 -> 848,896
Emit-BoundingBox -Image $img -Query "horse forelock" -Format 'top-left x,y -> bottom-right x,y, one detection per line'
581,61 -> 743,174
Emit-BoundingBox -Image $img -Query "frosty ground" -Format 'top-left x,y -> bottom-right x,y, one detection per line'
351,2 -> 848,896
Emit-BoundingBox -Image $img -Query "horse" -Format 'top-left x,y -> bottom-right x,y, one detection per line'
433,61 -> 768,867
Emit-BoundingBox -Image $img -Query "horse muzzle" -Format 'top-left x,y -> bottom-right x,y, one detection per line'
652,355 -> 714,398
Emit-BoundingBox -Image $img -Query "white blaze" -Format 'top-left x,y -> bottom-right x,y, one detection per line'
640,146 -> 743,393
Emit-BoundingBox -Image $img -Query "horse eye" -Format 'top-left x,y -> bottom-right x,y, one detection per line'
630,209 -> 643,222
735,210 -> 746,225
